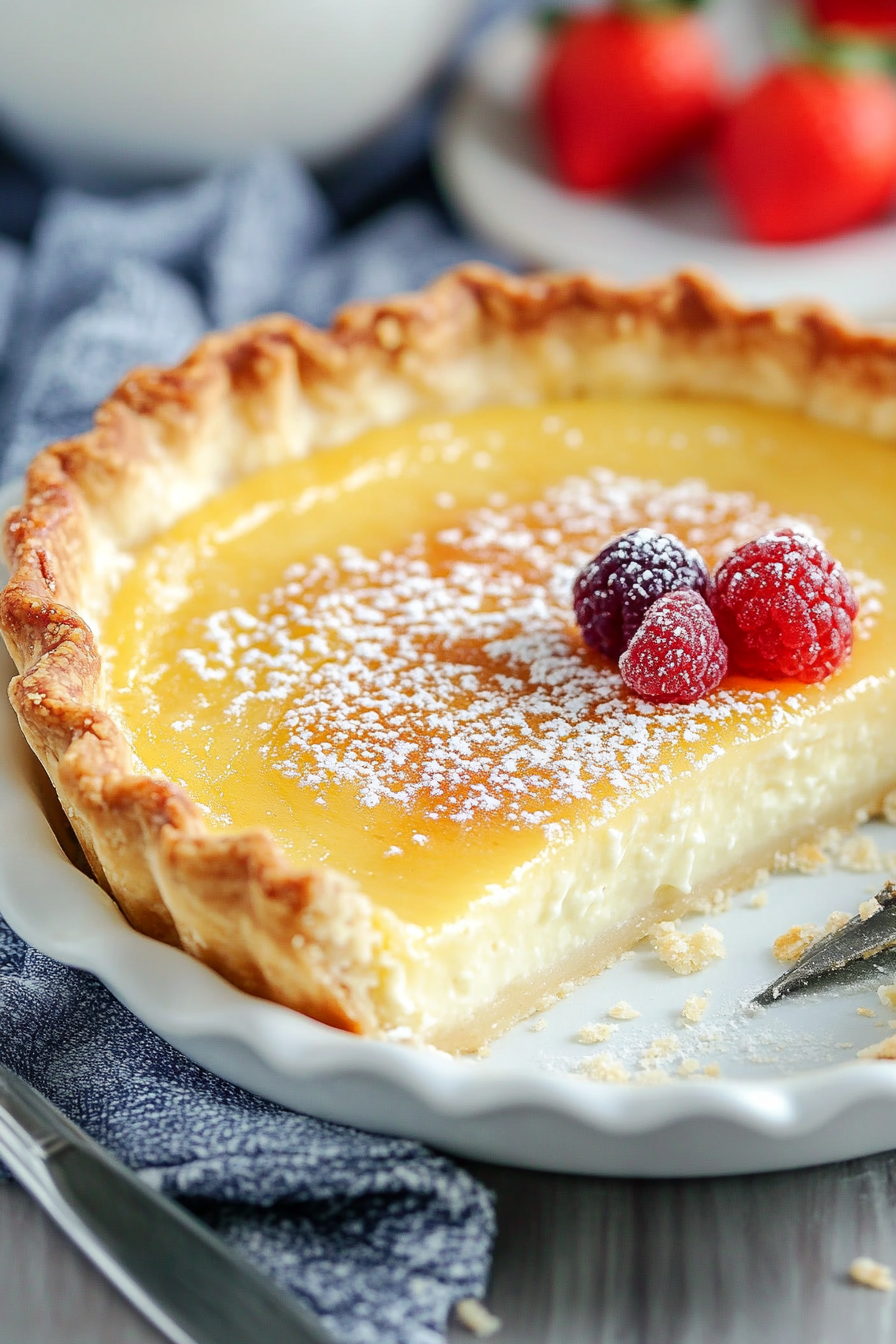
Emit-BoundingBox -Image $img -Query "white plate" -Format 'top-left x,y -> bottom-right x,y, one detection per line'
6,475 -> 896,1177
436,8 -> 896,322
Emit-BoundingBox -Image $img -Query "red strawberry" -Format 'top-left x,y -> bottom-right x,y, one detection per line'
715,61 -> 896,243
539,8 -> 726,193
808,0 -> 896,40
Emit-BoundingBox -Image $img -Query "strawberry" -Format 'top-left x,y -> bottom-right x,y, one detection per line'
538,6 -> 726,193
808,0 -> 896,40
715,58 -> 896,243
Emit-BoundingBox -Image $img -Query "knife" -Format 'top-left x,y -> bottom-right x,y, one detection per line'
0,1061 -> 338,1344
753,880 -> 896,1008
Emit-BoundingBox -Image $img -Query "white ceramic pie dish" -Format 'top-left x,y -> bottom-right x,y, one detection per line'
6,483 -> 896,1176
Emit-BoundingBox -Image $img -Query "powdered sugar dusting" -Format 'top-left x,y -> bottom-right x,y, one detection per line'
176,470 -> 869,830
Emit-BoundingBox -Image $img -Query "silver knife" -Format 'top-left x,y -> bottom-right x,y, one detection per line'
0,1061 -> 338,1344
752,879 -> 896,1007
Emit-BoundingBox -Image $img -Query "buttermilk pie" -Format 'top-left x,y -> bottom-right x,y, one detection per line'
4,267 -> 896,1050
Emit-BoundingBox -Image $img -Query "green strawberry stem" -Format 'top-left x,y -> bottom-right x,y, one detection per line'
535,0 -> 705,27
773,11 -> 896,73
616,0 -> 706,13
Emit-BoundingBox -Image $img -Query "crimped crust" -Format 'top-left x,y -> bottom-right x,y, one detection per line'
4,264 -> 896,1036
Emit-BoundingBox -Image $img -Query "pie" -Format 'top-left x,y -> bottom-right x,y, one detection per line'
4,266 -> 896,1051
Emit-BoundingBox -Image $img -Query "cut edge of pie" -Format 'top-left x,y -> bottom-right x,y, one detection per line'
4,264 -> 896,1045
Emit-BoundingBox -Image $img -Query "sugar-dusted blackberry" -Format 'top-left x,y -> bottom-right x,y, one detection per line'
573,528 -> 711,660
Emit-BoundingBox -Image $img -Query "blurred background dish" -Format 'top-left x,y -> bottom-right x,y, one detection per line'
0,0 -> 475,185
437,0 -> 896,322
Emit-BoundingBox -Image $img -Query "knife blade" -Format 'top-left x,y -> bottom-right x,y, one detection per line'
752,880 -> 896,1008
0,1062 -> 338,1344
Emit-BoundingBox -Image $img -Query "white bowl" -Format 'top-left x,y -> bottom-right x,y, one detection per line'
0,0 -> 474,183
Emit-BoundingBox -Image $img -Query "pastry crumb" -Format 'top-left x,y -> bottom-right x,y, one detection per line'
842,838 -> 884,874
558,980 -> 577,998
749,889 -> 769,909
475,1045 -> 491,1058
534,993 -> 559,1012
633,1067 -> 672,1086
691,887 -> 731,915
580,1053 -> 630,1083
849,1257 -> 894,1291
528,1018 -> 547,1033
857,1007 -> 877,1018
772,908 -> 851,963
455,1298 -> 503,1337
859,896 -> 882,920
773,923 -> 819,963
679,1057 -> 701,1076
820,825 -> 847,848
702,1062 -> 721,1078
823,910 -> 851,936
640,1036 -> 677,1064
577,1022 -> 617,1044
652,922 -> 726,975
858,1035 -> 896,1059
792,841 -> 830,874
607,1000 -> 641,1021
878,985 -> 896,1009
681,994 -> 709,1025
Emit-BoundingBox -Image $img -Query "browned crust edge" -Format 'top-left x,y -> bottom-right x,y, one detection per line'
4,264 -> 896,1037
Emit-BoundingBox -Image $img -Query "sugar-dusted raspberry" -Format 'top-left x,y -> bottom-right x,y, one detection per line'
711,528 -> 858,682
573,528 -> 711,660
619,590 -> 728,704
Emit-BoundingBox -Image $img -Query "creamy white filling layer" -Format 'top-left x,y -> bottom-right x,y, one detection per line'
371,673 -> 896,1043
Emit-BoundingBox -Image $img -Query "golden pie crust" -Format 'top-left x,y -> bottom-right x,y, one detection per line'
4,264 -> 896,1037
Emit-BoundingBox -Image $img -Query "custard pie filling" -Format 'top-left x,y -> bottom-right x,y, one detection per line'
102,397 -> 896,1043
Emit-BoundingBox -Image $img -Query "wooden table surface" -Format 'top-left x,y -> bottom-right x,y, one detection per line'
5,1150 -> 896,1344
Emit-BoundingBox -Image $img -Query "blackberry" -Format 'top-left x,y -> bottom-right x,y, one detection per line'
573,528 -> 711,660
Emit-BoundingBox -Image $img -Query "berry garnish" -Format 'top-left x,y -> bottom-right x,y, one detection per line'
711,528 -> 858,682
573,528 -> 711,660
539,7 -> 725,193
619,590 -> 728,705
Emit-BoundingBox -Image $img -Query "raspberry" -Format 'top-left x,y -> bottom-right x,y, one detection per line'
711,529 -> 858,682
619,590 -> 728,704
573,528 -> 710,660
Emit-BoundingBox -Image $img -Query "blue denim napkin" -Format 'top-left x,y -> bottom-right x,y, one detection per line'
0,148 -> 507,483
0,29 -> 520,1333
0,918 -> 495,1344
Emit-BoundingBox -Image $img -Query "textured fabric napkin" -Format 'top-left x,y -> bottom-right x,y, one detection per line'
0,26 -> 522,1333
0,918 -> 495,1344
0,148 -> 505,484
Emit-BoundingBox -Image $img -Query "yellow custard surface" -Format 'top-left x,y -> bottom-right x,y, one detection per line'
104,398 -> 896,931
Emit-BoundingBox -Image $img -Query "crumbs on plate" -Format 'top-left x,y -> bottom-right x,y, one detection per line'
849,1258 -> 894,1291
652,922 -> 725,975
